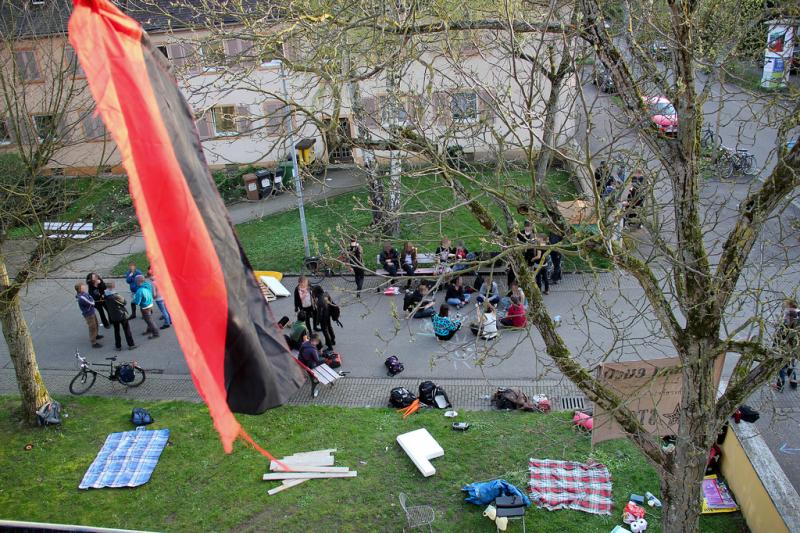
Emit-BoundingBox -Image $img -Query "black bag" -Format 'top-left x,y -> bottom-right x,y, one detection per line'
384,355 -> 404,376
321,349 -> 342,369
738,404 -> 760,423
36,401 -> 62,426
389,387 -> 416,408
131,407 -> 154,426
492,387 -> 535,411
419,381 -> 437,405
327,296 -> 343,327
116,363 -> 135,384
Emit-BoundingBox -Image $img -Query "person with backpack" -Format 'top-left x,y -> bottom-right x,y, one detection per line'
125,262 -> 143,319
432,304 -> 462,340
85,272 -> 110,329
104,281 -> 136,351
313,286 -> 336,350
75,282 -> 103,348
132,275 -> 159,339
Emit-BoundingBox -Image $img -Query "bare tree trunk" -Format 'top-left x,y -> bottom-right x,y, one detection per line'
365,157 -> 385,227
661,440 -> 706,532
387,153 -> 401,236
534,74 -> 564,185
0,257 -> 51,425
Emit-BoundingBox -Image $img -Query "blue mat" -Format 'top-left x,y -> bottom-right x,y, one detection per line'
79,428 -> 170,489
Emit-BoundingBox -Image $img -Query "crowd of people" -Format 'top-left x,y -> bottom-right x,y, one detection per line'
75,262 -> 171,350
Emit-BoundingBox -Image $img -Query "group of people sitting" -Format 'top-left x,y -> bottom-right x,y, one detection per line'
403,275 -> 529,341
379,238 -> 477,279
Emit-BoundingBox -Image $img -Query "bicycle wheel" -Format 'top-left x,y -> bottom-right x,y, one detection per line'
716,154 -> 734,179
69,370 -> 97,395
301,258 -> 325,284
122,365 -> 146,388
743,154 -> 755,175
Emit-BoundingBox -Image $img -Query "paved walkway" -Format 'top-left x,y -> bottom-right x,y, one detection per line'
0,367 -> 585,411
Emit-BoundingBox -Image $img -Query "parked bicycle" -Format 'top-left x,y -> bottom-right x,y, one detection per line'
301,253 -> 356,285
715,147 -> 755,178
700,125 -> 722,151
69,349 -> 146,395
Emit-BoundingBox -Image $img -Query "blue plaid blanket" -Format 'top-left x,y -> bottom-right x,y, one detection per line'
79,429 -> 169,489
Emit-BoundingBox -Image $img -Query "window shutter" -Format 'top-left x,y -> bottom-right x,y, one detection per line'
361,97 -> 378,128
223,38 -> 242,67
434,91 -> 450,126
283,40 -> 299,62
15,51 -> 40,81
166,44 -> 186,68
235,104 -> 252,133
65,45 -> 84,77
239,39 -> 256,67
263,101 -> 287,136
196,112 -> 212,139
477,89 -> 496,122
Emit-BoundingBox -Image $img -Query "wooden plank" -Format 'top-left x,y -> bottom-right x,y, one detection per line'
262,471 -> 357,481
291,448 -> 337,455
274,456 -> 334,467
267,479 -> 307,496
270,464 -> 350,473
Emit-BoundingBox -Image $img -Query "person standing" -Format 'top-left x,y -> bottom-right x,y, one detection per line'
548,232 -> 563,284
594,160 -> 611,191
125,262 -> 143,319
379,242 -> 399,277
75,283 -> 103,348
313,286 -> 336,350
86,273 -> 110,328
348,236 -> 365,298
147,265 -> 171,330
132,275 -> 159,338
293,276 -> 315,333
104,281 -> 136,351
531,237 -> 550,295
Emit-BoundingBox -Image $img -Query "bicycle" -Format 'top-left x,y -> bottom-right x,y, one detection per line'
700,125 -> 722,151
715,147 -> 755,178
301,253 -> 356,284
69,349 -> 146,395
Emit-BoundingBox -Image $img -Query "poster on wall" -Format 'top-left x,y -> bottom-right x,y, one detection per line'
761,21 -> 795,89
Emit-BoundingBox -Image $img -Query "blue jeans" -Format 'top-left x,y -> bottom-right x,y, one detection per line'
477,294 -> 500,305
155,299 -> 171,325
413,307 -> 435,319
447,294 -> 471,306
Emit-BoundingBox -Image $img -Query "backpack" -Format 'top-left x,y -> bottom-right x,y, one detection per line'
389,387 -> 416,408
418,381 -> 437,405
116,363 -> 136,384
36,401 -> 62,426
327,296 -> 343,327
131,407 -> 154,426
321,349 -> 342,369
491,387 -> 535,411
737,404 -> 760,423
384,355 -> 404,376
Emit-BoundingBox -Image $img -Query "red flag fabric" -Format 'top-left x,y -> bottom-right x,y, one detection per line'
68,0 -> 304,453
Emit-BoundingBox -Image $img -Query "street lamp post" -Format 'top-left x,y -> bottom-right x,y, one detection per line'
280,61 -> 311,258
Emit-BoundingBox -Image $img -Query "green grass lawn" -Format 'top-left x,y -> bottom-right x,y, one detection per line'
113,169 -> 608,275
0,396 -> 743,532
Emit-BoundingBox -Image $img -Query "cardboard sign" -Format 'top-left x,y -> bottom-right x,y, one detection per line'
591,355 -> 725,444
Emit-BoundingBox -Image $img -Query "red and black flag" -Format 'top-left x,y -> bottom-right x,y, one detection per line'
68,0 -> 304,453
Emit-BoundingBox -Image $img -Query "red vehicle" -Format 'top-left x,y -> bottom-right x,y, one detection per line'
644,96 -> 678,136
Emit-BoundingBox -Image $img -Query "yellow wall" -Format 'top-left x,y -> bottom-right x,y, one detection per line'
719,426 -> 789,533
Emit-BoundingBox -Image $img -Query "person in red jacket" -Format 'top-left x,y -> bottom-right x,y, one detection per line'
500,296 -> 527,328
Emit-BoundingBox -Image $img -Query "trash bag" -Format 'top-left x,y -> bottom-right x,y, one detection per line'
461,479 -> 531,507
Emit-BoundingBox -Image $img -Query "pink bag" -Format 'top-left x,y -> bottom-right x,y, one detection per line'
573,411 -> 593,430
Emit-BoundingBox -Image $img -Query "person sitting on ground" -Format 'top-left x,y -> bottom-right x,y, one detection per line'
405,283 -> 436,318
379,242 -> 399,277
285,311 -> 309,350
445,276 -> 471,308
432,304 -> 462,341
499,279 -> 526,312
470,301 -> 498,340
400,241 -> 418,289
499,296 -> 527,328
298,332 -> 323,397
476,276 -> 501,305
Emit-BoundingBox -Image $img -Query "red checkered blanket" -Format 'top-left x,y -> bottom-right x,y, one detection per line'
528,459 -> 613,515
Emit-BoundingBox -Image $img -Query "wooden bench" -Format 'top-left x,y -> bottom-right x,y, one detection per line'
375,251 -> 506,277
43,221 -> 93,239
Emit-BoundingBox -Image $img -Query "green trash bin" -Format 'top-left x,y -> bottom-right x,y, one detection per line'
279,161 -> 294,180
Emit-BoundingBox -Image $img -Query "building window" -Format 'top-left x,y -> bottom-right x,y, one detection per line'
451,91 -> 477,122
14,50 -> 41,82
64,45 -> 84,77
212,105 -> 237,135
33,114 -> 56,142
379,95 -> 409,126
82,111 -> 106,140
0,120 -> 11,145
201,42 -> 225,68
157,46 -> 169,59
